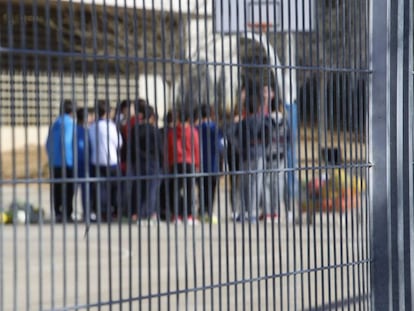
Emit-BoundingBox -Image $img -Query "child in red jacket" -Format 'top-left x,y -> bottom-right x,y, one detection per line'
166,109 -> 200,224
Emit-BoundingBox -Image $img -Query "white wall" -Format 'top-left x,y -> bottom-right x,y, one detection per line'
1,126 -> 49,152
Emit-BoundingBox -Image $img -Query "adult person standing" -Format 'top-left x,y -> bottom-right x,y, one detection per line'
46,99 -> 76,223
89,100 -> 123,222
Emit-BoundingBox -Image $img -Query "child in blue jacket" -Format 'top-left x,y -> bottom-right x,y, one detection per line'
194,104 -> 224,223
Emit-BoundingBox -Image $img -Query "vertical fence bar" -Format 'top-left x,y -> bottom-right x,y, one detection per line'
410,1 -> 414,308
397,0 -> 414,309
410,0 -> 414,306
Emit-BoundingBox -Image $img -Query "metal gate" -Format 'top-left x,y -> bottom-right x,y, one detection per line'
0,0 -> 412,310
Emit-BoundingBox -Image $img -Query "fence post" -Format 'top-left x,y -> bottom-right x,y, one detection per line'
371,0 -> 391,309
371,0 -> 413,310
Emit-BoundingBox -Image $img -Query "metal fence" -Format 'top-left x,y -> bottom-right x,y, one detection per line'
0,0 -> 412,310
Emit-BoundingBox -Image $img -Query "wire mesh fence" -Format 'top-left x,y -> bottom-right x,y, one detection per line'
0,0 -> 411,310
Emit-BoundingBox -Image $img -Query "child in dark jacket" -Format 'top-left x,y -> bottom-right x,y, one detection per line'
75,108 -> 90,221
158,110 -> 173,221
128,103 -> 163,222
229,86 -> 269,223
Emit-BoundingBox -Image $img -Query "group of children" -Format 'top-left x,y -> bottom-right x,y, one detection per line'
46,81 -> 290,225
120,100 -> 224,225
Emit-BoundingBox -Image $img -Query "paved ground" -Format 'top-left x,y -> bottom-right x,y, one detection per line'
1,183 -> 371,311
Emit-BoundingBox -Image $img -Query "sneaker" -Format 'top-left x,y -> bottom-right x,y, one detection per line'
233,212 -> 245,222
287,211 -> 294,223
54,214 -> 63,223
170,215 -> 183,224
186,215 -> 200,226
246,216 -> 258,224
259,214 -> 279,223
234,214 -> 245,223
83,213 -> 96,223
236,215 -> 257,224
150,214 -> 159,226
208,215 -> 219,224
101,213 -> 115,223
137,218 -> 155,227
199,214 -> 219,224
